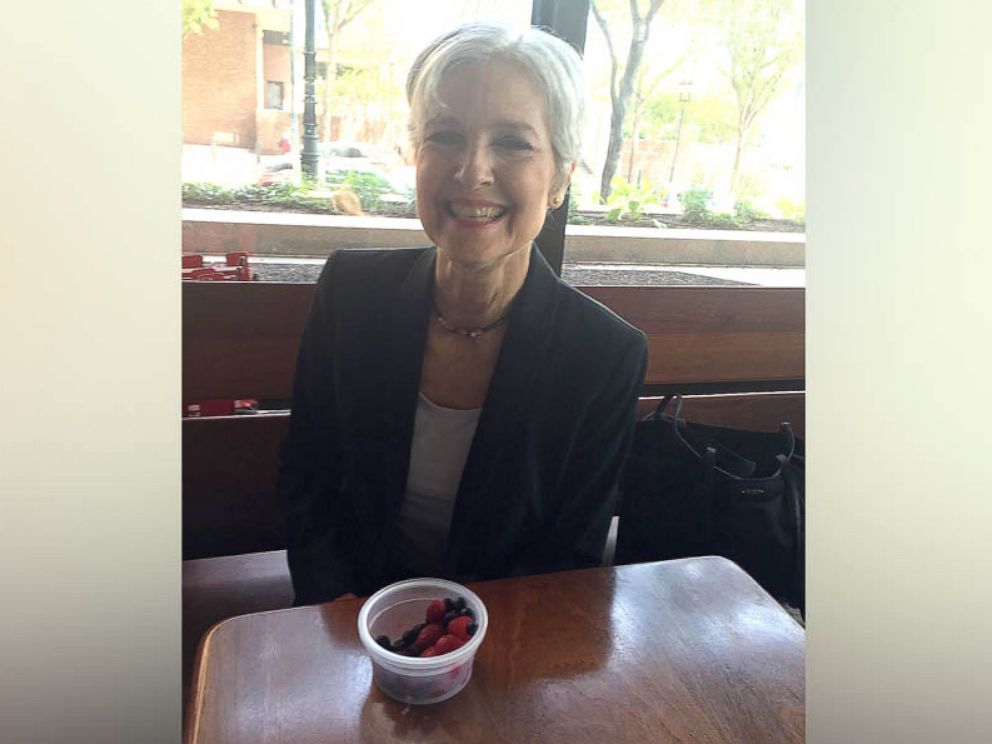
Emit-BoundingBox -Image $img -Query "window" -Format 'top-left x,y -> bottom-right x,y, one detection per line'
181,0 -> 804,287
265,80 -> 284,110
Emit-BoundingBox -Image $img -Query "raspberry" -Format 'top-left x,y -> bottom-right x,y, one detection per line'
425,599 -> 447,624
433,634 -> 466,655
447,615 -> 472,642
411,622 -> 445,653
419,646 -> 440,657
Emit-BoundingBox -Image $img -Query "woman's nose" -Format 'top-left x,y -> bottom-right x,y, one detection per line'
454,143 -> 495,188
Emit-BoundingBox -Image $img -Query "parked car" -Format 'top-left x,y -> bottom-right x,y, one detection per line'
258,141 -> 409,193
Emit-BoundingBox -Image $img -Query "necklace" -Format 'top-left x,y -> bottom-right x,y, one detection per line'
432,297 -> 508,339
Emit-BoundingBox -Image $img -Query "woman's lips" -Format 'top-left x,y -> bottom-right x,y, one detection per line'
446,199 -> 507,228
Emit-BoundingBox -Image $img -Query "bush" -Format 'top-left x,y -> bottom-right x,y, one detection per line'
326,169 -> 392,211
566,189 -> 588,224
182,180 -> 335,213
733,200 -> 767,223
709,212 -> 738,228
776,198 -> 806,223
679,186 -> 712,222
182,182 -> 233,202
603,177 -> 663,222
230,183 -> 305,206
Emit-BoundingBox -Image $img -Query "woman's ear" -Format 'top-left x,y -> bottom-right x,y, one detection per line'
550,161 -> 577,208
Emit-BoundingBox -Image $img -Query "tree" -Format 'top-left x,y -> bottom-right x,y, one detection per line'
333,62 -> 405,142
182,0 -> 218,38
591,0 -> 667,201
716,0 -> 802,194
625,51 -> 688,181
689,96 -> 737,144
319,0 -> 376,142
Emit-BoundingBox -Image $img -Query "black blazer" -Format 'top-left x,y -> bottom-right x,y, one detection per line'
278,245 -> 648,604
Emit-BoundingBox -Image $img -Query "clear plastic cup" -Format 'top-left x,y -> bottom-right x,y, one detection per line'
357,577 -> 488,705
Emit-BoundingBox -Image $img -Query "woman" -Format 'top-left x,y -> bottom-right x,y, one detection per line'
279,22 -> 648,605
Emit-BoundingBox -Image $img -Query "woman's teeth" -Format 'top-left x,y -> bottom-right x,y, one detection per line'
448,203 -> 506,220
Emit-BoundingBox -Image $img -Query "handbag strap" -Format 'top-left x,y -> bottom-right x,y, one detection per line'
650,394 -> 676,419
671,395 -> 797,479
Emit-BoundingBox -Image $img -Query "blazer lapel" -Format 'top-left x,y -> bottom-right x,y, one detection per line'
374,248 -> 435,514
445,247 -> 561,565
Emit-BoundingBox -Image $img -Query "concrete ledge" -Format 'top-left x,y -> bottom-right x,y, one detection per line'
182,208 -> 805,267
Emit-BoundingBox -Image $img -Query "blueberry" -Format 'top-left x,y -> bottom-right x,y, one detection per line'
459,607 -> 476,620
466,622 -> 477,637
443,597 -> 455,612
400,623 -> 425,647
452,595 -> 466,612
375,635 -> 392,651
443,611 -> 458,625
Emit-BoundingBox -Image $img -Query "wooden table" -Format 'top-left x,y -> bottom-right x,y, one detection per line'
185,557 -> 805,743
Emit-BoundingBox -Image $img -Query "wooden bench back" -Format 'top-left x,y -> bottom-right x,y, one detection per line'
183,282 -> 805,401
182,279 -> 805,559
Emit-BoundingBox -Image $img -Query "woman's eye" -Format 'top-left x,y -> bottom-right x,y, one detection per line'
426,131 -> 462,145
495,136 -> 533,151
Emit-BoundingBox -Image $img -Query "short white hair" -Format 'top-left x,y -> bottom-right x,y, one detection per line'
406,22 -> 586,187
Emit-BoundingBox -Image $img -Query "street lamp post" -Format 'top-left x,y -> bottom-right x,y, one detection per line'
301,0 -> 319,182
668,80 -> 693,183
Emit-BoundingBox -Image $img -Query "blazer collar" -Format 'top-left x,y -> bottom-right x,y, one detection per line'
446,246 -> 562,563
373,245 -> 562,569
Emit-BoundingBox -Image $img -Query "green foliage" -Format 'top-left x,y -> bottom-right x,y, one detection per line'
689,96 -> 738,144
634,94 -> 679,139
678,186 -> 713,221
708,212 -> 738,228
182,182 -> 228,201
602,177 -> 664,222
631,92 -> 738,144
182,0 -> 219,37
182,182 -> 329,212
230,183 -> 312,206
776,197 -> 806,223
325,169 -> 392,211
733,200 -> 768,223
735,173 -> 767,204
566,184 -> 589,224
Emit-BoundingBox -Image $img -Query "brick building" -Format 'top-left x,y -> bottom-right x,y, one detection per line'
183,1 -> 294,155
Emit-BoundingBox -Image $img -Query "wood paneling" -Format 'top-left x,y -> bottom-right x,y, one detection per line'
182,414 -> 289,559
183,282 -> 313,403
183,282 -> 805,401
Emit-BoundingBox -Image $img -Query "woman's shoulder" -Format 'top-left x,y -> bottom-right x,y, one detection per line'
316,246 -> 432,296
552,280 -> 647,351
323,246 -> 431,277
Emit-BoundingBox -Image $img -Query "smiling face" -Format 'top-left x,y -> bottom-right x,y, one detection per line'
415,60 -> 567,271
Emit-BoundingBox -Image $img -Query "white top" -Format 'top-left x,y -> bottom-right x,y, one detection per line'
390,392 -> 482,576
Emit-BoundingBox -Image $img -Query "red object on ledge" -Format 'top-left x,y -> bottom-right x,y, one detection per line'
184,399 -> 259,418
182,252 -> 256,281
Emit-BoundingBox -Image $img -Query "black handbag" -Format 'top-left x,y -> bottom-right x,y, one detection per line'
615,395 -> 805,615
